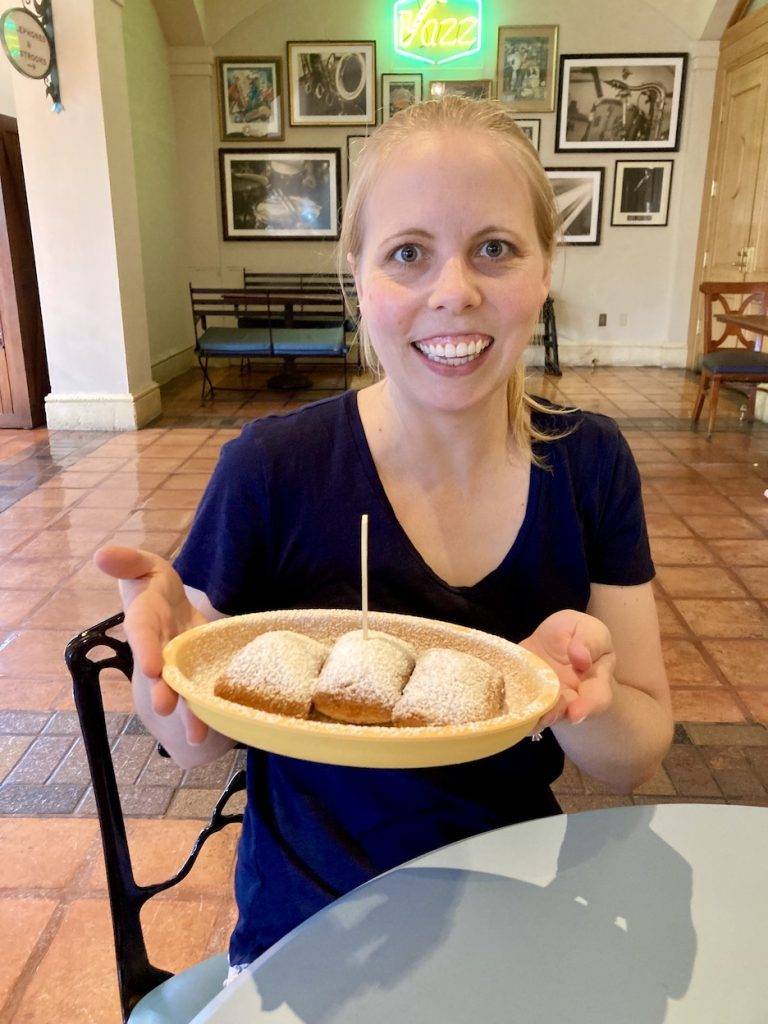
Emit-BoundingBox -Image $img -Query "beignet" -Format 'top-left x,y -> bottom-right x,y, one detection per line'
214,630 -> 328,717
392,647 -> 504,726
313,629 -> 417,724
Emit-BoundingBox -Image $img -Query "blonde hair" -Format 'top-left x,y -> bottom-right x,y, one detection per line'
337,95 -> 573,464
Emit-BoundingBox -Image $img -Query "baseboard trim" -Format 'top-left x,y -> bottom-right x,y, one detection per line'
525,340 -> 687,369
44,383 -> 162,431
151,346 -> 196,385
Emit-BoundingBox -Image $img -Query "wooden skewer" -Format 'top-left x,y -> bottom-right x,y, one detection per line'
361,513 -> 369,641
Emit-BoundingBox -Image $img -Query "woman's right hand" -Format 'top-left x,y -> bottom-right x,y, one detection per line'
93,545 -> 209,743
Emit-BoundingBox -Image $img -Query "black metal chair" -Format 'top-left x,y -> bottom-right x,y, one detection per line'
65,613 -> 246,1023
537,296 -> 562,376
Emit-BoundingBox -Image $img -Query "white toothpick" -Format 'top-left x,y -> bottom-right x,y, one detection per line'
361,513 -> 369,641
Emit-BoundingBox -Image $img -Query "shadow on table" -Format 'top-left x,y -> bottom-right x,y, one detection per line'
246,807 -> 695,1022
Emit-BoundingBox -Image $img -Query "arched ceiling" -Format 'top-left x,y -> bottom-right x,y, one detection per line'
152,0 -> 741,48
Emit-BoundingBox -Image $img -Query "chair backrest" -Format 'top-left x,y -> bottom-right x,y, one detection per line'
699,281 -> 768,353
65,613 -> 245,1022
243,270 -> 356,298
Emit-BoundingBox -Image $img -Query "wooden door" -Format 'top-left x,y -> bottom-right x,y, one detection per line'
0,114 -> 48,428
706,59 -> 768,282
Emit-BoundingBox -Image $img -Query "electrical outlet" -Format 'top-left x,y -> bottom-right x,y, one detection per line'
598,313 -> 607,326
619,313 -> 628,326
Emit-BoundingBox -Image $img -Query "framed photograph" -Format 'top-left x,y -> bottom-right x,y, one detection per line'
217,57 -> 284,140
497,26 -> 558,112
429,79 -> 493,101
545,167 -> 604,245
287,41 -> 376,126
514,118 -> 541,151
611,159 -> 673,226
219,148 -> 341,240
555,53 -> 687,152
381,73 -> 422,121
346,134 -> 369,192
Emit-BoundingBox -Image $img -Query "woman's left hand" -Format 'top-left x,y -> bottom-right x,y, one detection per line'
520,609 -> 617,731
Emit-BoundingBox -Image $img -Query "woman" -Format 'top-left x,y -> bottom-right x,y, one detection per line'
96,97 -> 672,977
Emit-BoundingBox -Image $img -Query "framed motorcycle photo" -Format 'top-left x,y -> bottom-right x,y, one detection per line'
219,148 -> 341,240
287,41 -> 376,126
555,53 -> 687,153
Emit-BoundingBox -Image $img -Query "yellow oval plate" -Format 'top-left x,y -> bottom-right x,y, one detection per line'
162,609 -> 560,769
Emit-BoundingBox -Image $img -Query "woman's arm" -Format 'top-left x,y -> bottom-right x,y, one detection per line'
523,581 -> 673,793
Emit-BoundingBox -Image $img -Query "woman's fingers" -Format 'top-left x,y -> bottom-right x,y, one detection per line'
178,697 -> 209,745
564,663 -> 615,724
94,545 -> 157,581
151,677 -> 179,717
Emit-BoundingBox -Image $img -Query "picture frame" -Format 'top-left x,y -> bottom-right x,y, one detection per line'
496,26 -> 558,112
381,73 -> 423,121
217,57 -> 284,141
429,79 -> 493,101
287,41 -> 376,126
611,159 -> 673,226
346,134 -> 369,192
555,53 -> 687,152
545,167 -> 604,245
219,148 -> 341,240
514,118 -> 541,151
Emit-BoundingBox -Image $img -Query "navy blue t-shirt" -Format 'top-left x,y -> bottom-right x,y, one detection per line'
173,389 -> 653,965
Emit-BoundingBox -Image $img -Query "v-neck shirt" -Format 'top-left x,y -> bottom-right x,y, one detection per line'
174,388 -> 653,966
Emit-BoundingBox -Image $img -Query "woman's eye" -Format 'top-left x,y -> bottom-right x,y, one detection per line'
392,244 -> 420,264
478,239 -> 510,259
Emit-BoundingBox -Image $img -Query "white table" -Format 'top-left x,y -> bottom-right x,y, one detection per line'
192,804 -> 768,1023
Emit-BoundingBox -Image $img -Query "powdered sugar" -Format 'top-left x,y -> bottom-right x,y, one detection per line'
393,648 -> 504,726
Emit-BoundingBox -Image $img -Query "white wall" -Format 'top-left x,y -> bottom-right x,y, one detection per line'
124,0 -> 193,382
162,0 -> 718,368
0,54 -> 16,116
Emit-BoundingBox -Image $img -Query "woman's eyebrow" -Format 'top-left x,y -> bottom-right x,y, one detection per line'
379,228 -> 433,247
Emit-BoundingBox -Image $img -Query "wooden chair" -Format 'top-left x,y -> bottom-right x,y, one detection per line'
692,282 -> 768,437
65,614 -> 246,1022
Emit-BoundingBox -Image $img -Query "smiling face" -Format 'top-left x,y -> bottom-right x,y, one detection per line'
351,130 -> 552,415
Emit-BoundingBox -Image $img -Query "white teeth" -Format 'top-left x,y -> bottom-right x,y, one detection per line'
414,337 -> 492,366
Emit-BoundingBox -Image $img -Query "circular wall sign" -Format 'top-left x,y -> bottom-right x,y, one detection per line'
0,7 -> 51,80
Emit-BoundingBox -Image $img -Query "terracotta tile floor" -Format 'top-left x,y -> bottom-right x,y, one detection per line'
1,363 -> 768,1021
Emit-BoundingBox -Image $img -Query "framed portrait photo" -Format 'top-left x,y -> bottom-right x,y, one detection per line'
611,159 -> 673,226
287,41 -> 376,126
545,167 -> 604,245
429,79 -> 493,101
497,26 -> 558,112
381,73 -> 422,121
514,118 -> 541,151
346,134 -> 369,192
556,53 -> 687,152
219,148 -> 341,240
217,57 -> 284,141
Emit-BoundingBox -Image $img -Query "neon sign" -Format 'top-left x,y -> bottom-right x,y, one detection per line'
393,0 -> 481,66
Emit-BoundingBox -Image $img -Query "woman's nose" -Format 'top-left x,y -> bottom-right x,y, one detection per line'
427,257 -> 482,313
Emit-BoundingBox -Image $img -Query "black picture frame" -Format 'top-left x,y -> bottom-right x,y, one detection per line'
287,41 -> 376,126
611,159 -> 674,226
514,118 -> 541,151
545,166 -> 604,245
219,148 -> 342,241
216,56 -> 285,141
555,53 -> 687,153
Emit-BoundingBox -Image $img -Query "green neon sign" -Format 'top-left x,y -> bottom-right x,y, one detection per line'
393,0 -> 481,66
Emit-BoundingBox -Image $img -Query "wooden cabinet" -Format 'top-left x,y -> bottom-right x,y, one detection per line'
687,4 -> 768,366
0,114 -> 48,428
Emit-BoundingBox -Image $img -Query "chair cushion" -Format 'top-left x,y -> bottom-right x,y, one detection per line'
271,326 -> 346,356
129,953 -> 228,1022
702,348 -> 768,374
198,327 -> 271,356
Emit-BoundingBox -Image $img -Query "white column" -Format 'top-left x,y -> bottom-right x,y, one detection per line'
11,0 -> 160,429
168,46 -> 222,282
665,42 -> 720,357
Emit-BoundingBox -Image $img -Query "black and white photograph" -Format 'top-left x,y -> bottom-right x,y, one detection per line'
217,57 -> 284,140
612,159 -> 673,226
496,25 -> 558,112
381,73 -> 422,121
219,149 -> 341,240
515,118 -> 541,151
287,41 -> 376,126
346,134 -> 368,192
545,167 -> 603,245
429,79 -> 493,101
556,54 -> 687,152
